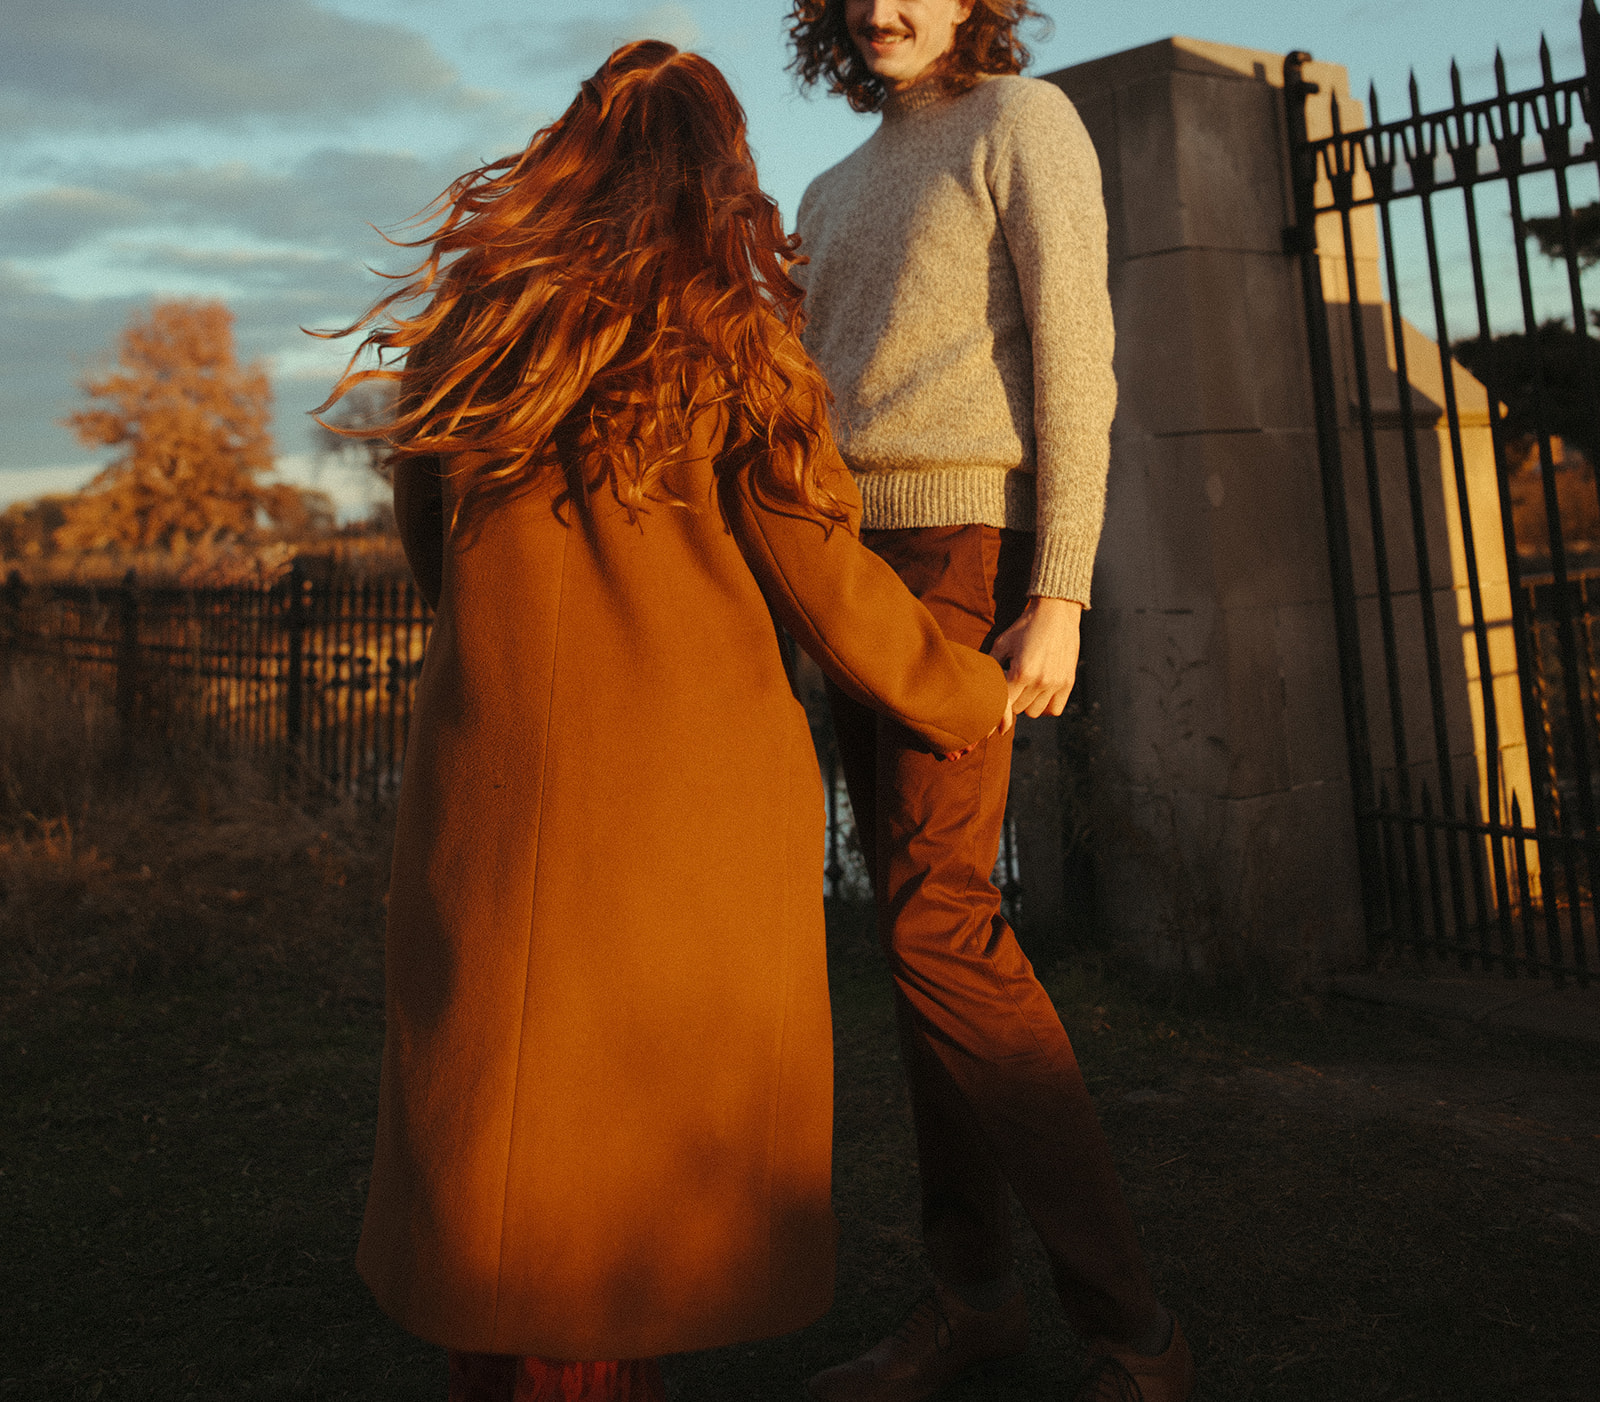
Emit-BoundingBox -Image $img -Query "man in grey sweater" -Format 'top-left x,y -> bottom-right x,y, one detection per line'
787,4 -> 1193,1400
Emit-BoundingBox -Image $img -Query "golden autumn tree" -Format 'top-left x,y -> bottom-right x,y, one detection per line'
57,299 -> 328,553
0,495 -> 71,561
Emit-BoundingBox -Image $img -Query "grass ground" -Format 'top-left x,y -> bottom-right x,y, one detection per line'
2,678 -> 1598,1400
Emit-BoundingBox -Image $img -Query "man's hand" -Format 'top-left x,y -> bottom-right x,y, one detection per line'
989,596 -> 1083,723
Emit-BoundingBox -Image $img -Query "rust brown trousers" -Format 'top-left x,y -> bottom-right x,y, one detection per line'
827,523 -> 1162,1345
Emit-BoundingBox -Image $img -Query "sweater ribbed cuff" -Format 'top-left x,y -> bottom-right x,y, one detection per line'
1029,531 -> 1097,606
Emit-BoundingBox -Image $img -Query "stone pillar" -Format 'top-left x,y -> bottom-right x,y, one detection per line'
1041,39 -> 1370,979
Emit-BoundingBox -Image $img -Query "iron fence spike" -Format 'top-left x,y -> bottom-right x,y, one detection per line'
1584,0 -> 1600,138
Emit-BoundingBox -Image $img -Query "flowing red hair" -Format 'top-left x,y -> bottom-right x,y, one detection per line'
315,40 -> 842,523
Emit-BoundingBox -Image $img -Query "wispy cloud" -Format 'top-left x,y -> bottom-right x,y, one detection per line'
0,258 -> 390,469
0,187 -> 149,257
0,148 -> 475,263
113,243 -> 361,297
0,266 -> 144,469
513,3 -> 701,75
0,0 -> 480,133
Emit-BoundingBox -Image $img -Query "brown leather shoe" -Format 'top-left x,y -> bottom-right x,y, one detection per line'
805,1282 -> 1029,1402
1073,1315 -> 1195,1402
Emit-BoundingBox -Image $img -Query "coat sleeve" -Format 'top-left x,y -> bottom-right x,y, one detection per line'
720,447 -> 1008,756
393,454 -> 445,611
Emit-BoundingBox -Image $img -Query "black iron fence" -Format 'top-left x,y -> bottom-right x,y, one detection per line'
2,564 -> 429,801
4,564 -> 1003,907
1286,4 -> 1600,985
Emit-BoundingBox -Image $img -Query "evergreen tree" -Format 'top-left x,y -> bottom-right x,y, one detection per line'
1524,202 -> 1600,270
1454,322 -> 1600,468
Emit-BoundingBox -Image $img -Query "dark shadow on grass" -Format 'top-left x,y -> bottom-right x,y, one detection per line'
3,731 -> 1597,1400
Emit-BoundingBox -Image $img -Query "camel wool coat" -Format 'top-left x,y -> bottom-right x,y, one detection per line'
357,396 -> 1008,1360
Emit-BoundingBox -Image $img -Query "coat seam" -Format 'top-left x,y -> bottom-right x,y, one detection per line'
761,723 -> 798,1318
489,522 -> 571,1345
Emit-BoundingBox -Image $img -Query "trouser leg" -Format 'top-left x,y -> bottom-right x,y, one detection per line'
832,661 -> 1015,1292
829,524 -> 1162,1345
894,982 -> 1015,1291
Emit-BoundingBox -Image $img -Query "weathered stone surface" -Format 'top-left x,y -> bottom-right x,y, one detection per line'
1032,38 -> 1529,978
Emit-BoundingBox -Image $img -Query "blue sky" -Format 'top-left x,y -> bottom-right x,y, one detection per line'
0,0 -> 1584,514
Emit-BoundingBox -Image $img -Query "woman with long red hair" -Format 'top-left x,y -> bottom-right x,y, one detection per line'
317,40 -> 1008,1402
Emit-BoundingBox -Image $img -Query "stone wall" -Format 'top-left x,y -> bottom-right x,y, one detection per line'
1033,37 -> 1529,979
1037,40 -> 1374,978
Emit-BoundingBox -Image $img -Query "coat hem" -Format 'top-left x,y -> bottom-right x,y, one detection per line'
360,1260 -> 834,1361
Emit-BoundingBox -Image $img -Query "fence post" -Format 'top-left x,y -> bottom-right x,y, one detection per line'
1281,51 -> 1389,946
115,568 -> 139,733
286,558 -> 306,747
1,569 -> 23,674
1584,0 -> 1600,125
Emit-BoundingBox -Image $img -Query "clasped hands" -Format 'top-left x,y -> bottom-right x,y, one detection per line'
941,596 -> 1083,761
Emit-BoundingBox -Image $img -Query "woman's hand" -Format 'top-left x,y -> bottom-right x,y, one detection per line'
941,692 -> 1015,761
989,596 -> 1083,720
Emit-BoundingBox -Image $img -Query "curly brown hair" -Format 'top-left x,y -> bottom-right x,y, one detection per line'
787,0 -> 1052,114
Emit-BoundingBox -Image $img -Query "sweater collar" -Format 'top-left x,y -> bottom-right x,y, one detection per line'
881,77 -> 950,123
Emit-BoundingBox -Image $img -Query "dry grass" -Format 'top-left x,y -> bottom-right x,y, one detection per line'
0,666 -> 120,824
0,665 -> 387,1014
2,662 -> 1598,1401
0,661 -> 422,1401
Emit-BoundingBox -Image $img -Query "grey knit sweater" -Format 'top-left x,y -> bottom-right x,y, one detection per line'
794,75 -> 1115,603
